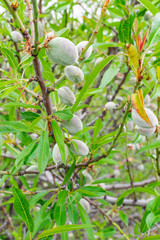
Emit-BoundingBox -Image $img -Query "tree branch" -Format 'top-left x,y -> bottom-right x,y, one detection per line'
3,0 -> 30,40
104,177 -> 156,190
84,196 -> 130,240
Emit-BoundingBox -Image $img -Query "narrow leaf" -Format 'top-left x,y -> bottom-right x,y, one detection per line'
29,191 -> 48,208
136,140 -> 160,153
77,202 -> 95,240
37,224 -> 93,239
12,186 -> 34,232
137,0 -> 159,16
63,160 -> 76,185
52,120 -> 66,165
37,131 -> 49,173
15,140 -> 37,168
72,55 -> 116,112
142,235 -> 160,240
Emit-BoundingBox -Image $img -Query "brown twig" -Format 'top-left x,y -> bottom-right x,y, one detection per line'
83,197 -> 130,240
33,56 -> 53,134
0,206 -> 14,230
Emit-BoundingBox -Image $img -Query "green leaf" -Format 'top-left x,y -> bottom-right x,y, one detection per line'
54,109 -> 73,120
96,199 -> 110,207
68,197 -> 79,224
12,186 -> 34,232
52,120 -> 66,165
148,13 -> 160,45
63,160 -> 76,185
0,121 -> 33,133
57,190 -> 68,206
77,202 -> 95,240
0,79 -> 16,87
146,196 -> 160,212
37,131 -> 49,173
0,133 -> 3,157
92,178 -> 121,184
0,84 -> 20,98
15,139 -> 37,168
146,212 -> 156,228
100,62 -> 120,88
37,224 -> 93,239
72,55 -> 116,112
3,102 -> 41,109
140,196 -> 160,233
33,194 -> 56,236
136,140 -> 160,153
54,204 -> 66,226
1,47 -> 18,71
29,191 -> 48,208
56,27 -> 70,37
117,187 -> 158,206
103,226 -> 116,237
118,15 -> 135,43
93,119 -> 102,143
76,186 -> 106,197
119,210 -> 128,226
20,111 -> 40,121
137,0 -> 159,16
141,210 -> 150,233
17,132 -> 32,146
142,236 -> 160,240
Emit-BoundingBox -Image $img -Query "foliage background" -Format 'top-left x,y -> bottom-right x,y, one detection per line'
0,0 -> 160,239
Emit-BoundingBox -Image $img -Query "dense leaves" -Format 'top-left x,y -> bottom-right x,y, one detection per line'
0,0 -> 160,239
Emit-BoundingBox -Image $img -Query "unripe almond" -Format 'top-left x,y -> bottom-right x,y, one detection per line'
105,101 -> 117,110
135,125 -> 156,136
53,143 -> 68,164
11,31 -> 23,43
76,41 -> 93,60
61,114 -> 83,135
57,86 -> 75,106
132,108 -> 158,128
70,139 -> 89,156
79,198 -> 91,213
46,37 -> 78,66
64,66 -> 84,83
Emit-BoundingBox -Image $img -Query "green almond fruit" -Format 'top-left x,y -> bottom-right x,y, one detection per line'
64,66 -> 84,83
46,37 -> 78,66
